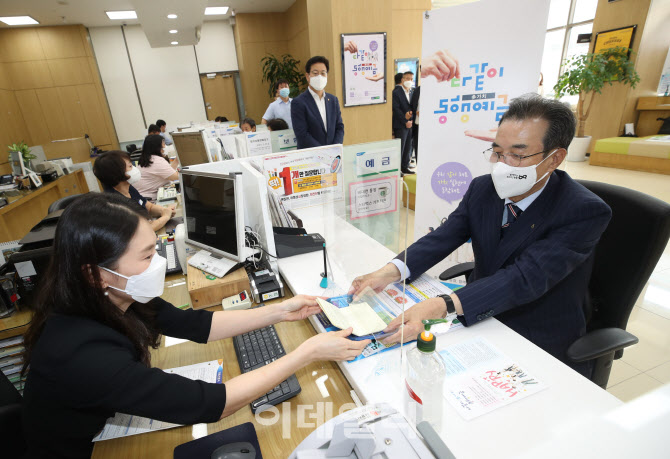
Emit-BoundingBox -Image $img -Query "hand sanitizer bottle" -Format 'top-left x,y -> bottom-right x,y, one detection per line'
405,319 -> 447,431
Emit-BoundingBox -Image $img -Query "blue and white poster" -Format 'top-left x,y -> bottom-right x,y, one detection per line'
341,32 -> 387,107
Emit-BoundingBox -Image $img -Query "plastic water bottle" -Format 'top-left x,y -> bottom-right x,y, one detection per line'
405,320 -> 446,431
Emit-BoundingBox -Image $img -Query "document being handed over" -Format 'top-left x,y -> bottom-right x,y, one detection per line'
316,297 -> 388,337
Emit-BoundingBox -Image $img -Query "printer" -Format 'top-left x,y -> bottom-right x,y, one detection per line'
289,403 -> 453,459
7,210 -> 62,307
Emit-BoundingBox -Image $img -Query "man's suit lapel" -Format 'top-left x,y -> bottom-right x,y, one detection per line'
304,91 -> 327,134
483,189 -> 505,271
490,173 -> 559,271
325,95 -> 333,137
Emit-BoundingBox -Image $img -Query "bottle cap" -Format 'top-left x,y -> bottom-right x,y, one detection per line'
417,329 -> 436,352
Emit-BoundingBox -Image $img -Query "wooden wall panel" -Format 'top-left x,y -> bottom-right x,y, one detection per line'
0,63 -> 11,90
586,0 -> 652,148
7,60 -> 54,90
76,84 -> 111,146
35,87 -> 70,140
47,57 -> 94,86
56,86 -> 88,139
37,26 -> 87,59
0,28 -> 45,62
14,89 -> 51,146
0,89 -> 32,146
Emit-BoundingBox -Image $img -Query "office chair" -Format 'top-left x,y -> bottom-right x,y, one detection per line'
125,144 -> 138,154
47,194 -> 83,214
439,180 -> 670,389
130,148 -> 143,164
0,371 -> 26,456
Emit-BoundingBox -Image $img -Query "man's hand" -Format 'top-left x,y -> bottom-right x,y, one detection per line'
344,41 -> 358,54
465,128 -> 498,142
421,49 -> 461,82
405,111 -> 413,120
348,263 -> 401,299
405,121 -> 413,129
381,297 -> 446,345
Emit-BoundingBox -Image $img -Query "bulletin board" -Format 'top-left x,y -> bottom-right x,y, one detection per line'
593,25 -> 636,55
341,32 -> 387,107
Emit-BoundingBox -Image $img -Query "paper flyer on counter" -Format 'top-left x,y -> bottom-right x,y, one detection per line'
439,337 -> 547,420
93,360 -> 224,441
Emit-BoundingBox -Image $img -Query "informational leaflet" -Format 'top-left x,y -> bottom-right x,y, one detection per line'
316,275 -> 462,361
263,146 -> 344,210
93,360 -> 224,441
342,33 -> 386,107
349,176 -> 398,220
245,131 -> 273,157
439,338 -> 546,420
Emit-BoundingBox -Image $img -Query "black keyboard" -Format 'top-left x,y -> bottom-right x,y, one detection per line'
233,318 -> 301,413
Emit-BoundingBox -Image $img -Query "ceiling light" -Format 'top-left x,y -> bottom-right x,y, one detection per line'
171,41 -> 179,45
106,11 -> 137,20
167,14 -> 178,19
0,16 -> 39,25
169,29 -> 178,34
205,7 -> 229,15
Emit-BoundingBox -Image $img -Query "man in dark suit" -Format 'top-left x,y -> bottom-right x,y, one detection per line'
410,84 -> 420,164
349,94 -> 611,376
291,56 -> 344,150
392,71 -> 415,175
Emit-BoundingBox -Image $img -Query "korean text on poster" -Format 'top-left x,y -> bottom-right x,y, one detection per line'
349,176 -> 398,219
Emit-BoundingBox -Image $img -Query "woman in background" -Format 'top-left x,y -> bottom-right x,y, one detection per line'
135,134 -> 178,201
93,150 -> 174,232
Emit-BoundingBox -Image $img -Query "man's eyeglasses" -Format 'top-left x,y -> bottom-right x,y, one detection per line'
310,71 -> 328,77
483,148 -> 551,167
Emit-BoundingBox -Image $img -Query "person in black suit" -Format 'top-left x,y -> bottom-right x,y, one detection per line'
350,94 -> 612,377
20,193 -> 367,457
291,56 -> 345,149
410,84 -> 421,164
392,71 -> 415,175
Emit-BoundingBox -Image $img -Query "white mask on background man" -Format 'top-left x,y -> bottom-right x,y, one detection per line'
403,80 -> 413,89
279,87 -> 290,98
310,75 -> 327,91
126,166 -> 142,185
490,150 -> 556,199
100,253 -> 167,303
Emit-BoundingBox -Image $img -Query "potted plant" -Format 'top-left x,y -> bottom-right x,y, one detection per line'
8,141 -> 36,172
553,46 -> 640,161
260,54 -> 308,99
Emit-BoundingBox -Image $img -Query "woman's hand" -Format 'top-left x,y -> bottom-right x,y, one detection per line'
277,294 -> 322,322
299,328 -> 370,363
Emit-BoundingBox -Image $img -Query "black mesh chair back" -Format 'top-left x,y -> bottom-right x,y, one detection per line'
47,194 -> 83,214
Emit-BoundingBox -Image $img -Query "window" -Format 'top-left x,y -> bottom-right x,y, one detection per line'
540,0 -> 598,103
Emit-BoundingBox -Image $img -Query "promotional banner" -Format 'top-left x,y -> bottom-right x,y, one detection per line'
415,0 -> 550,273
341,32 -> 387,107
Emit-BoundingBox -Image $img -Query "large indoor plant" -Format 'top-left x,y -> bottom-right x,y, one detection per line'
553,46 -> 640,161
260,54 -> 308,99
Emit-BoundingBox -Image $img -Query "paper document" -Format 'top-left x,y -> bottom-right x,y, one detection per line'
316,298 -> 387,337
439,337 -> 547,420
93,359 -> 224,442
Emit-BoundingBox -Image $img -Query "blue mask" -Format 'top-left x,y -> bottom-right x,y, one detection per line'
279,87 -> 290,98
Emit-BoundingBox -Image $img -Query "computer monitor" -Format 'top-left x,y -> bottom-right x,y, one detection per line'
180,169 -> 246,262
172,131 -> 211,167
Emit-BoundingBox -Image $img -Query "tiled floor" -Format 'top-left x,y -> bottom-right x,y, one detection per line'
402,159 -> 670,402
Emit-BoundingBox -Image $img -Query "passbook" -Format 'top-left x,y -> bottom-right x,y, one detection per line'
316,298 -> 388,337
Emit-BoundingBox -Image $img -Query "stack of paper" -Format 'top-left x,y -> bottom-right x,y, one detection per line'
316,298 -> 388,337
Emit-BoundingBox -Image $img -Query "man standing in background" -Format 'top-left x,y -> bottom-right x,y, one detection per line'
291,56 -> 345,149
392,71 -> 415,175
156,119 -> 173,146
262,79 -> 293,129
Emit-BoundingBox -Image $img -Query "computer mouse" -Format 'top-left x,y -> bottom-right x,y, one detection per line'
210,441 -> 256,459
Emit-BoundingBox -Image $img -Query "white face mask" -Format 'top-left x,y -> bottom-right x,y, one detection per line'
126,166 -> 142,185
310,75 -> 327,91
101,253 -> 166,303
403,80 -> 413,89
490,150 -> 557,199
